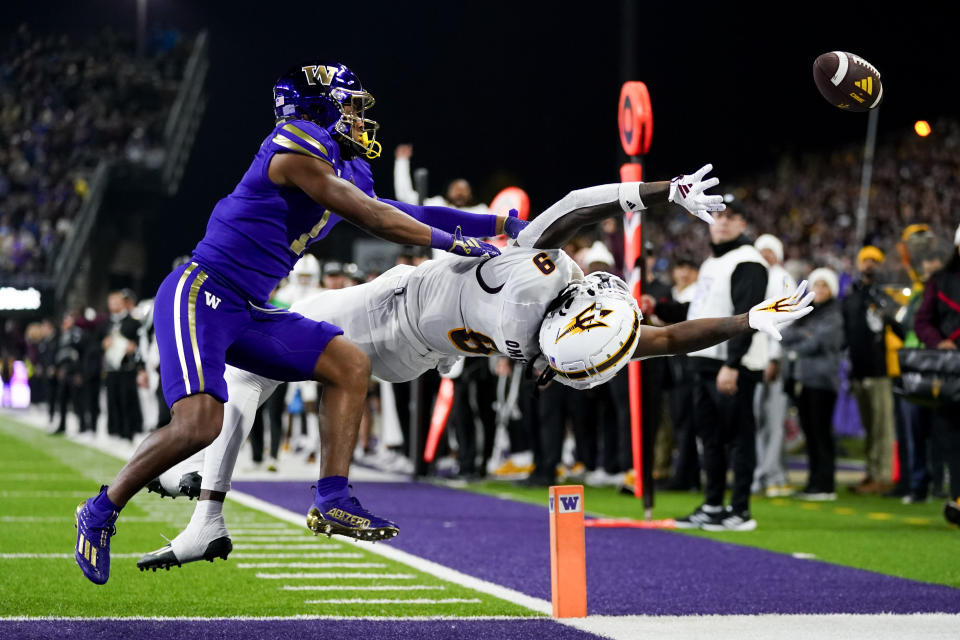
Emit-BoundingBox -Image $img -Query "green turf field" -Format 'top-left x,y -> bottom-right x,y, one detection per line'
467,479 -> 960,588
0,417 -> 536,619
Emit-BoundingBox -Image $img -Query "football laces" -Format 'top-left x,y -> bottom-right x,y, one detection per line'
850,55 -> 881,78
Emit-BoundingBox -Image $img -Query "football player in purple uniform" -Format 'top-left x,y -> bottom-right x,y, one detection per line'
74,60 -> 521,585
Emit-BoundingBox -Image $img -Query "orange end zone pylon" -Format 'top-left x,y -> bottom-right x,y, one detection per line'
422,377 -> 454,463
549,485 -> 587,618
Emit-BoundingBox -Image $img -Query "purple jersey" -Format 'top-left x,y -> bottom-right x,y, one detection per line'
192,119 -> 375,302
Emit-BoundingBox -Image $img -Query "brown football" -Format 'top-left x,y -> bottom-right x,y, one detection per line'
813,51 -> 883,112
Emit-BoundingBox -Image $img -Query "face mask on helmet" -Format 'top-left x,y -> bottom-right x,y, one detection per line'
538,272 -> 641,390
273,62 -> 382,160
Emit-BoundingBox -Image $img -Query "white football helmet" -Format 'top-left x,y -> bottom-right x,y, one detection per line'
538,272 -> 641,390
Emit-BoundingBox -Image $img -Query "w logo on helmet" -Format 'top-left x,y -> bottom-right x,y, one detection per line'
301,65 -> 339,86
555,303 -> 613,343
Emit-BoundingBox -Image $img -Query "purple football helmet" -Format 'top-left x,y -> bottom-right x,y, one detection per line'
273,61 -> 381,159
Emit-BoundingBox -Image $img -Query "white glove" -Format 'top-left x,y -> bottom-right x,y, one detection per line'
748,280 -> 815,341
668,163 -> 726,225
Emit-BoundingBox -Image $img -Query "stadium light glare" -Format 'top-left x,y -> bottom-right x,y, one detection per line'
914,120 -> 932,137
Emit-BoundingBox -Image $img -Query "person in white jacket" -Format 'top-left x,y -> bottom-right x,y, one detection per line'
752,234 -> 796,498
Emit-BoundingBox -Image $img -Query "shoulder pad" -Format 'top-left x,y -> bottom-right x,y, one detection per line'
270,120 -> 339,166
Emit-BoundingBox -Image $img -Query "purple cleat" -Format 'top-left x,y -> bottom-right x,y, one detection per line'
74,486 -> 119,585
306,486 -> 399,542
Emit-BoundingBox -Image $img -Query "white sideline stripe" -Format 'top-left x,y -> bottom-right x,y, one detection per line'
227,489 -> 554,616
232,553 -> 362,559
237,562 -> 386,569
0,615 -> 530,621
0,553 -> 149,559
304,598 -> 482,605
281,585 -> 446,591
256,572 -> 414,579
233,544 -> 339,550
564,614 -> 960,640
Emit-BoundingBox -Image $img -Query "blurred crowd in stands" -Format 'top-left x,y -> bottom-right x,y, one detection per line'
0,24 -> 191,276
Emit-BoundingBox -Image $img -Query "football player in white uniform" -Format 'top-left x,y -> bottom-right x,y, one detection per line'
138,164 -> 813,570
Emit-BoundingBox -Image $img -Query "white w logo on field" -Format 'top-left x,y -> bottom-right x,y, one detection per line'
204,292 -> 221,309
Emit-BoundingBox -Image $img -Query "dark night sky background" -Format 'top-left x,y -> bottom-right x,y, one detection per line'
8,1 -> 960,291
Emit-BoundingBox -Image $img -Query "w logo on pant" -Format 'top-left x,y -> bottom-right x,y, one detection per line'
204,292 -> 221,309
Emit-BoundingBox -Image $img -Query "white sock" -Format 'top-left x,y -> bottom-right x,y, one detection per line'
170,499 -> 228,561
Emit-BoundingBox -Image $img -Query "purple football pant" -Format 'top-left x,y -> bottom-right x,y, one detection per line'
153,261 -> 343,406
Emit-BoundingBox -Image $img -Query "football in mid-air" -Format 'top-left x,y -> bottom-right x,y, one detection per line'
813,51 -> 883,112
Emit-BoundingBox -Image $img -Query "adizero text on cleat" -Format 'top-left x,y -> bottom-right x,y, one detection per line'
306,494 -> 399,542
137,536 -> 232,571
74,487 -> 118,585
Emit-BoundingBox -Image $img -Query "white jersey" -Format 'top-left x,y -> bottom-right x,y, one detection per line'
404,246 -> 582,365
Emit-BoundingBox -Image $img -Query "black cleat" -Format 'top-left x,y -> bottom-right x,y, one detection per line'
136,536 -> 232,572
145,478 -> 180,499
178,472 -> 202,500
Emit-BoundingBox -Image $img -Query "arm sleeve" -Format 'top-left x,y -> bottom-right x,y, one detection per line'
725,261 -> 768,367
392,156 -> 420,204
914,277 -> 945,348
379,198 -> 498,238
515,184 -> 621,248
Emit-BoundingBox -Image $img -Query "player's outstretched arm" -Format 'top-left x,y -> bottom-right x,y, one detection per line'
632,281 -> 815,359
270,153 -> 499,257
518,164 -> 724,250
378,198 -> 526,239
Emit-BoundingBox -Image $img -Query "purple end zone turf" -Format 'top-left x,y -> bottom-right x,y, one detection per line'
233,480 -> 960,616
0,619 -> 603,640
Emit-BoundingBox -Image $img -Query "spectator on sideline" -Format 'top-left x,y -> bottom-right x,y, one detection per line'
102,291 -> 143,441
673,203 -> 768,531
841,247 -> 904,495
392,145 -> 489,213
913,224 -> 960,526
896,225 -> 944,503
752,233 -> 796,498
782,268 -> 844,500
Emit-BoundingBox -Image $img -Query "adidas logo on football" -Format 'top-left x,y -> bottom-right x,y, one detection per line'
854,76 -> 874,95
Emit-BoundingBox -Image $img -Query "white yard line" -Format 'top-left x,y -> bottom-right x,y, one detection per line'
229,530 -> 303,535
281,585 -> 446,591
0,553 -> 149,559
303,598 -> 481,605
228,536 -> 315,542
255,572 -> 415,580
232,553 -> 362,559
0,615 -> 533,621
236,562 -> 386,569
232,544 -> 340,550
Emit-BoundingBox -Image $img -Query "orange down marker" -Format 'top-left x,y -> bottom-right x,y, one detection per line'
549,485 -> 587,618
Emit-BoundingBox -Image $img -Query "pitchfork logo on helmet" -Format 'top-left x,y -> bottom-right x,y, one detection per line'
555,303 -> 614,343
273,60 -> 382,159
539,273 -> 641,390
